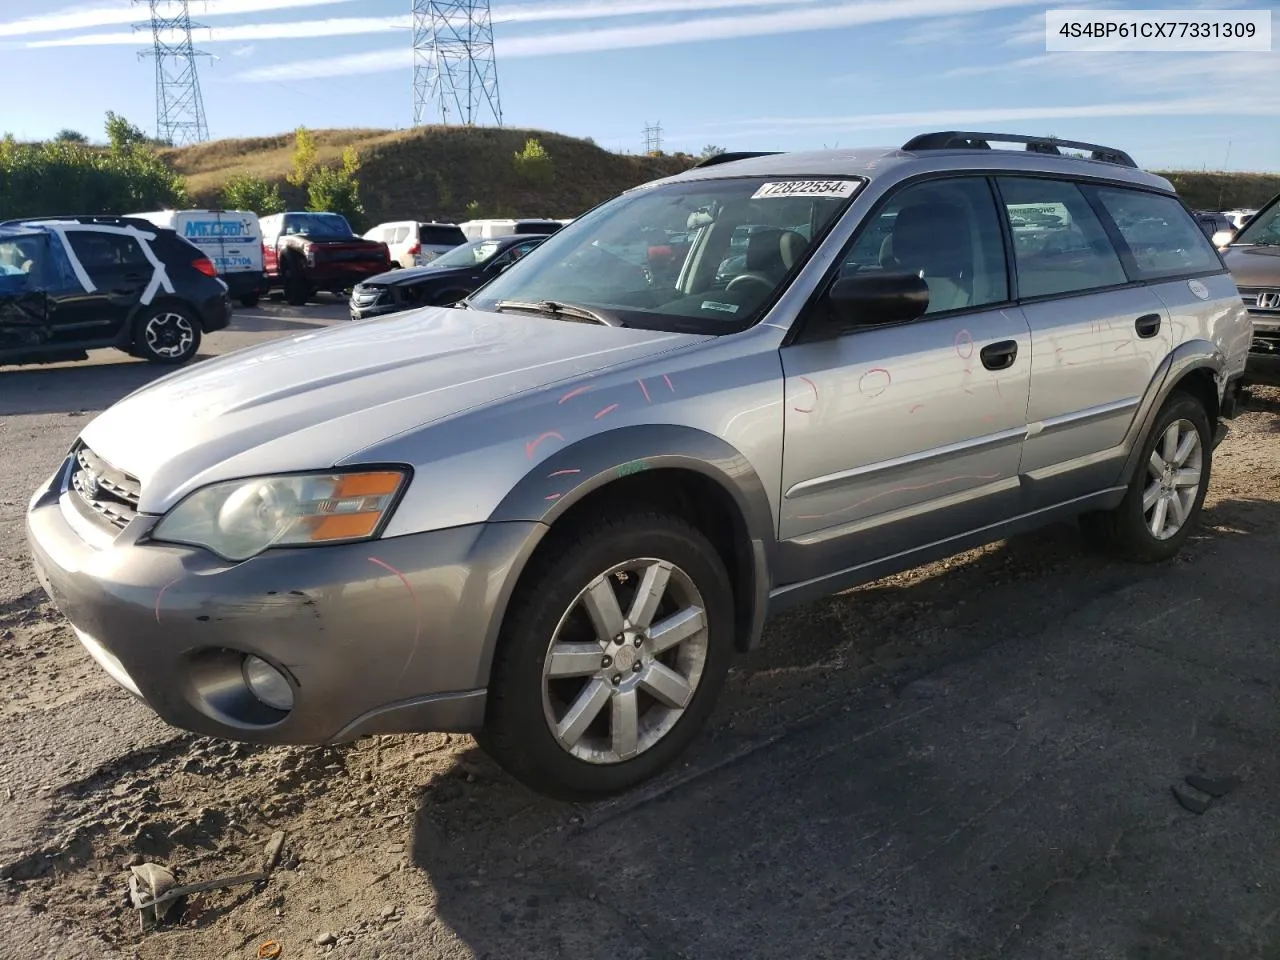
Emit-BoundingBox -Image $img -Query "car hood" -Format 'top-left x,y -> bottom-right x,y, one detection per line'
375,263 -> 472,285
81,307 -> 703,513
1223,246 -> 1280,287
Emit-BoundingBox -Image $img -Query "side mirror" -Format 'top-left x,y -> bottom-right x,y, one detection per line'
827,271 -> 930,327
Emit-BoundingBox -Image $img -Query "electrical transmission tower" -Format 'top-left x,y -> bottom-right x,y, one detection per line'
643,122 -> 664,154
413,1 -> 503,127
133,0 -> 211,146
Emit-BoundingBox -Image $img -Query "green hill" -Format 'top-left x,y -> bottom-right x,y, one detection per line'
162,126 -> 1280,225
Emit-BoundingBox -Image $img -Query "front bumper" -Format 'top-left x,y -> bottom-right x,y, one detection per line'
199,292 -> 233,333
349,299 -> 408,322
305,262 -> 391,290
26,462 -> 544,745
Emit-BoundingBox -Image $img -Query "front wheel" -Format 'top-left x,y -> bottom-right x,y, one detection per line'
1080,391 -> 1212,562
239,294 -> 260,308
132,305 -> 202,365
480,513 -> 734,800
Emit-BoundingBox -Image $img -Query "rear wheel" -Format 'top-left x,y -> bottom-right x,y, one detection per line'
1080,391 -> 1211,562
133,304 -> 202,365
435,289 -> 469,306
480,512 -> 734,800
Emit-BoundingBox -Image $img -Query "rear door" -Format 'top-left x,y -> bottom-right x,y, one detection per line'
214,211 -> 263,277
994,176 -> 1172,507
58,229 -> 152,341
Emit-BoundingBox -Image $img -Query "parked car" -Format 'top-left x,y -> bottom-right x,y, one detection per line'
458,218 -> 565,241
349,234 -> 547,321
259,212 -> 392,305
1,214 -> 231,367
1192,209 -> 1232,241
363,220 -> 468,270
26,132 -> 1250,800
131,208 -> 269,308
1220,192 -> 1280,386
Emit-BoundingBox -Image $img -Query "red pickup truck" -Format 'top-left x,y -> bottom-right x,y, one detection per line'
260,212 -> 392,305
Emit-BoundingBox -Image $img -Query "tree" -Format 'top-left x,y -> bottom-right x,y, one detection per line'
287,126 -> 319,187
104,111 -> 149,153
699,144 -> 726,160
512,137 -> 553,187
56,129 -> 89,144
307,146 -> 364,230
221,174 -> 286,215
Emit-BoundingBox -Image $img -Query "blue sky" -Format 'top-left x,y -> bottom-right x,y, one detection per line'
2,0 -> 1278,171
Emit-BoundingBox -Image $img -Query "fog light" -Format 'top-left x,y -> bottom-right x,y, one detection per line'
242,655 -> 294,711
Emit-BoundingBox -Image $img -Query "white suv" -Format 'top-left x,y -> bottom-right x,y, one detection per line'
364,220 -> 468,269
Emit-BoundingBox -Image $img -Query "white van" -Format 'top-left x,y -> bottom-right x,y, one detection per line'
131,208 -> 268,307
458,218 -> 566,242
363,220 -> 468,269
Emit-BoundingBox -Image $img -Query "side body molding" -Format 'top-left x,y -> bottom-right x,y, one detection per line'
487,424 -> 778,654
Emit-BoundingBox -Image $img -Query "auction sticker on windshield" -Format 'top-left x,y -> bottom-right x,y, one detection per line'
751,180 -> 862,200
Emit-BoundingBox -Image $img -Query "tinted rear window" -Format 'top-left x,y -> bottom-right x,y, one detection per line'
514,221 -> 562,235
420,225 -> 467,245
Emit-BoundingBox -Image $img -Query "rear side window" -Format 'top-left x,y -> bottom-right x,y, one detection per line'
391,226 -> 411,244
1090,187 -> 1223,280
420,225 -> 467,246
66,231 -> 149,274
997,177 -> 1128,298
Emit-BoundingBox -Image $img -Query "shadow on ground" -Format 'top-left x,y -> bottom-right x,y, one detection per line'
0,355 -> 217,416
408,500 -> 1280,960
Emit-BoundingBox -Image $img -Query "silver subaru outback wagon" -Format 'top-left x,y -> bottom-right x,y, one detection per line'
27,132 -> 1252,799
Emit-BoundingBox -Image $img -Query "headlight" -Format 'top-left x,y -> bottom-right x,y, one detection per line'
150,469 -> 408,561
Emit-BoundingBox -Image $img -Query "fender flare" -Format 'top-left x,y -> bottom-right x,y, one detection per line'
479,424 -> 778,670
1118,338 -> 1224,484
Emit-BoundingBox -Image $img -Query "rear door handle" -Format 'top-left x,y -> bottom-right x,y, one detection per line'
1135,313 -> 1162,338
980,339 -> 1019,371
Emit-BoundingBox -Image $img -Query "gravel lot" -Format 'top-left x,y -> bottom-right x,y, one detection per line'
1,300 -> 1278,960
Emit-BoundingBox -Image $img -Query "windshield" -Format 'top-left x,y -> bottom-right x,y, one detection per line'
468,176 -> 864,333
431,238 -> 508,268
1233,199 -> 1280,246
284,213 -> 353,239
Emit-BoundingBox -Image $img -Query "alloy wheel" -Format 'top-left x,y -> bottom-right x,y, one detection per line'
1143,418 -> 1203,541
144,312 -> 196,359
540,558 -> 709,765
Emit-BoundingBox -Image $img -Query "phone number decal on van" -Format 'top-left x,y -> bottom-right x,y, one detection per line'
751,180 -> 862,200
214,256 -> 254,270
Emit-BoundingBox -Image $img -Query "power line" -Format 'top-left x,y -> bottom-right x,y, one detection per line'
133,0 -> 211,146
413,1 -> 503,127
643,121 -> 663,154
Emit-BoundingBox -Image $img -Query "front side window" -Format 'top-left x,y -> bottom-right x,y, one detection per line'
838,177 -> 1009,315
1090,187 -> 1222,280
1233,198 -> 1280,247
997,177 -> 1128,298
469,176 -> 864,333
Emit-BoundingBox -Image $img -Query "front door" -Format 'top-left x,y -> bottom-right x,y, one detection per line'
779,176 -> 1032,580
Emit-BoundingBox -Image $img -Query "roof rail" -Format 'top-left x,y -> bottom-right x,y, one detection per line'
0,214 -> 163,230
902,131 -> 1137,168
693,151 -> 783,169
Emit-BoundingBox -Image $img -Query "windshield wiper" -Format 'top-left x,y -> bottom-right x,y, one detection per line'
493,299 -> 620,326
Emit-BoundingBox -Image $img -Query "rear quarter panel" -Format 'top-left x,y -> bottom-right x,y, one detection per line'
1150,272 -> 1252,386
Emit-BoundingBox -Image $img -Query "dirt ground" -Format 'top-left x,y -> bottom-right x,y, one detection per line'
2,306 -> 1278,960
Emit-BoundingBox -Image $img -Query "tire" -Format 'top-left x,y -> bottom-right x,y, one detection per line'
479,512 -> 735,800
282,269 -> 311,307
434,289 -> 469,306
1080,390 -> 1212,563
239,294 -> 260,308
132,304 -> 202,365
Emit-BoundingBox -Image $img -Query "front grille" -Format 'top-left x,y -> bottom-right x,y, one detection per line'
69,445 -> 140,531
352,285 -> 386,308
1239,287 -> 1280,315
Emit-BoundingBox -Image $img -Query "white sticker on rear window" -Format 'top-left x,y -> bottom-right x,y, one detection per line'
751,180 -> 860,200
701,300 -> 740,314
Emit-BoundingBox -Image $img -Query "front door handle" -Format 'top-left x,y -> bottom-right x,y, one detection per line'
980,339 -> 1019,371
1135,313 -> 1162,338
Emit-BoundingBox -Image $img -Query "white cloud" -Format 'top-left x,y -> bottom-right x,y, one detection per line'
230,44 -> 257,58
0,0 -> 358,38
898,16 -> 978,45
230,0 -> 1052,81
